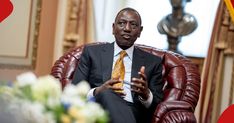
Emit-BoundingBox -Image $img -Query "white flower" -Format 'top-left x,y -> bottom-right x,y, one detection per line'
0,72 -> 108,123
63,84 -> 79,96
61,94 -> 85,107
16,72 -> 37,87
21,101 -> 56,123
76,81 -> 90,97
61,81 -> 90,107
5,100 -> 56,123
63,81 -> 90,97
21,102 -> 45,123
80,102 -> 107,123
61,84 -> 86,107
31,75 -> 62,108
87,102 -> 106,119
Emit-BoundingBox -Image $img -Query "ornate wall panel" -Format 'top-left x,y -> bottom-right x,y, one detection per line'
63,0 -> 95,53
0,0 -> 41,69
199,1 -> 234,123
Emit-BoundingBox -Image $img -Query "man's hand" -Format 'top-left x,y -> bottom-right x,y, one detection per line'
131,66 -> 150,100
94,79 -> 126,96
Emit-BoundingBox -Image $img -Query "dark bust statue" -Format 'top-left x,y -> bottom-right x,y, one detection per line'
157,0 -> 198,53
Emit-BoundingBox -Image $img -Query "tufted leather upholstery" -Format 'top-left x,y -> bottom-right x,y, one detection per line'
51,42 -> 200,123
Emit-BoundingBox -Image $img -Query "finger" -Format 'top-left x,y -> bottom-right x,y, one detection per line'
109,79 -> 121,85
131,82 -> 145,91
131,88 -> 143,94
131,88 -> 149,99
116,91 -> 126,97
131,80 -> 147,93
131,78 -> 145,85
110,86 -> 123,90
111,87 -> 126,96
112,74 -> 120,80
138,71 -> 147,81
140,66 -> 145,74
131,82 -> 142,88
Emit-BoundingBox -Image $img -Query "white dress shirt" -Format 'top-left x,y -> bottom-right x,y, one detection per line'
87,42 -> 153,108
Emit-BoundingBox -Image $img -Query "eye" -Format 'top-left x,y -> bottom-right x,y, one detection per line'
118,21 -> 126,27
131,23 -> 138,29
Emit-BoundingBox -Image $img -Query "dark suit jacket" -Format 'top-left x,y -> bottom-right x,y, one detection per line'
72,42 -> 164,122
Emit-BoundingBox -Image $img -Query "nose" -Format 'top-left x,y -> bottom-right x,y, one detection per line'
124,22 -> 131,32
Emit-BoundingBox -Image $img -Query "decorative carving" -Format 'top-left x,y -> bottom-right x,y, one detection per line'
223,7 -> 230,26
225,17 -> 234,54
32,0 -> 42,69
219,6 -> 234,54
63,0 -> 81,53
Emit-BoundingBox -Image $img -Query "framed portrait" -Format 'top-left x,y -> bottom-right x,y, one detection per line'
0,0 -> 41,69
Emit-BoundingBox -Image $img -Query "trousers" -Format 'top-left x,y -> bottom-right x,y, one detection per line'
95,89 -> 136,123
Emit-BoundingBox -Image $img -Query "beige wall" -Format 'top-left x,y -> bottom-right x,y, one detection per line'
0,0 -> 58,81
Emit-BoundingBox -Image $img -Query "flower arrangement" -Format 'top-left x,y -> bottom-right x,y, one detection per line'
0,72 -> 108,123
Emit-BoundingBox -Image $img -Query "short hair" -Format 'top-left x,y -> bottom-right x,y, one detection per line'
114,7 -> 142,25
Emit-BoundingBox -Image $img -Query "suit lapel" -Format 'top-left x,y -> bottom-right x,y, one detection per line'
101,43 -> 114,82
131,47 -> 145,78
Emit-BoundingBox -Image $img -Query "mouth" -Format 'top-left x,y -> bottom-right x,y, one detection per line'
122,34 -> 131,39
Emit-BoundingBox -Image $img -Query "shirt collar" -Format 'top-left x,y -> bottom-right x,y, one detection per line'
114,41 -> 134,60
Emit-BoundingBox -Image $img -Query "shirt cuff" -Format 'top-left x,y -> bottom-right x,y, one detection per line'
138,89 -> 153,108
87,88 -> 96,102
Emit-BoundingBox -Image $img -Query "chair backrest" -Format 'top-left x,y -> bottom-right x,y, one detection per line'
51,42 -> 200,109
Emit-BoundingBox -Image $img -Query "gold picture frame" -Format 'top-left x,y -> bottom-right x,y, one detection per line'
0,0 -> 41,69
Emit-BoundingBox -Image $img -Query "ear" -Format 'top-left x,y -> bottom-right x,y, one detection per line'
138,26 -> 143,37
112,23 -> 115,35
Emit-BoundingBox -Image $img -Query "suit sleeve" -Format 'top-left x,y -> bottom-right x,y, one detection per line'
72,46 -> 90,85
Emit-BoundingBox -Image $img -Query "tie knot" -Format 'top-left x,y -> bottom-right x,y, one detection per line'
120,50 -> 127,58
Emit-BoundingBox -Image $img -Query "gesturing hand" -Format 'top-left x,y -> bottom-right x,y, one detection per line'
94,79 -> 126,96
131,66 -> 150,100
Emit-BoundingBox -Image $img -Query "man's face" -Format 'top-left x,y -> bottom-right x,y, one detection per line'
112,10 -> 143,49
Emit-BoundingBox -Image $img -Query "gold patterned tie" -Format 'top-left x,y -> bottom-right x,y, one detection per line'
112,50 -> 127,92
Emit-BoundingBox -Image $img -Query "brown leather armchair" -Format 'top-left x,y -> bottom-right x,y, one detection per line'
51,42 -> 200,123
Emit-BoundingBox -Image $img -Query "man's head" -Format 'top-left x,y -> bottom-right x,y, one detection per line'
112,8 -> 143,50
170,0 -> 190,8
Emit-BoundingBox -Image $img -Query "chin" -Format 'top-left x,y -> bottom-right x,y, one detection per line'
116,39 -> 134,47
120,41 -> 131,46
119,43 -> 133,50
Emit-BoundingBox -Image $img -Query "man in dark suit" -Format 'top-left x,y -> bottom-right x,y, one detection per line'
72,7 -> 164,123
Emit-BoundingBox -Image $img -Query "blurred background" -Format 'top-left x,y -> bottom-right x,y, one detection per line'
0,0 -> 233,123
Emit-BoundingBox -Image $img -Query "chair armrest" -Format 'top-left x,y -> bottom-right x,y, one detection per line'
152,101 -> 195,123
154,110 -> 196,123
